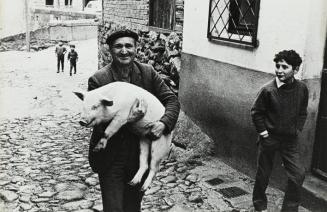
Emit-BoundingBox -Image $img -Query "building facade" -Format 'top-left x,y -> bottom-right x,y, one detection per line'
180,0 -> 327,198
0,0 -> 97,39
30,0 -> 84,11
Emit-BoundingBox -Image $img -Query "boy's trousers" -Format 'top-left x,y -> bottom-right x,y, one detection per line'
70,60 -> 77,75
253,135 -> 305,212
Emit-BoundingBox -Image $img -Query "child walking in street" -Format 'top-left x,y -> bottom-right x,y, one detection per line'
55,41 -> 67,73
67,44 -> 78,76
251,50 -> 309,212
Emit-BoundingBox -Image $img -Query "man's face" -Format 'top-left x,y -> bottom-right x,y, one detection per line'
110,37 -> 136,66
275,59 -> 297,83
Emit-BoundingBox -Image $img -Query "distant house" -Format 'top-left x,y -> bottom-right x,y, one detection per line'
29,0 -> 99,33
30,0 -> 85,11
0,0 -> 99,39
180,0 -> 327,207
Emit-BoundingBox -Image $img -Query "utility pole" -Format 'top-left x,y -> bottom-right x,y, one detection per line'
24,0 -> 30,52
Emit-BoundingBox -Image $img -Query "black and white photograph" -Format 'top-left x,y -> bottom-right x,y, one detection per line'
0,0 -> 326,211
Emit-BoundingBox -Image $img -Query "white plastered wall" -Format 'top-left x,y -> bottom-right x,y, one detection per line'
0,0 -> 26,38
182,0 -> 327,79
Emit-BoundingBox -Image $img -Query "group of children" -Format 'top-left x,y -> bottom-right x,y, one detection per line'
55,41 -> 79,76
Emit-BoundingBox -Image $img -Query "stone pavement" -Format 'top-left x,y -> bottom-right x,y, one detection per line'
0,38 -> 310,211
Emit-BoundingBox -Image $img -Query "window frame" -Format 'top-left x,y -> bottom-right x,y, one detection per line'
207,0 -> 261,48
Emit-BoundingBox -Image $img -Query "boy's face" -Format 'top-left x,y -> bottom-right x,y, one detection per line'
275,59 -> 298,83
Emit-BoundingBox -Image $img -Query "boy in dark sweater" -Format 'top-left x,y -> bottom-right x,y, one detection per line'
251,50 -> 309,212
68,44 -> 78,76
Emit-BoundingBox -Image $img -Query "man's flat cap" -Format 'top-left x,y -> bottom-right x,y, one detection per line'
106,29 -> 139,46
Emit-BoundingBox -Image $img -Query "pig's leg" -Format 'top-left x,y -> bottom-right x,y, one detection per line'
127,98 -> 147,123
141,133 -> 172,191
129,137 -> 150,186
93,114 -> 128,152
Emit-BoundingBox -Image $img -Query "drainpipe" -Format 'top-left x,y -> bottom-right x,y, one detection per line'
25,0 -> 30,52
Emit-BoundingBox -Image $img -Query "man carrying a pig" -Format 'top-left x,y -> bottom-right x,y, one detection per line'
87,29 -> 180,212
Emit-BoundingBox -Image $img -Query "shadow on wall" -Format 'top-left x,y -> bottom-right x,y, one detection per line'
98,22 -> 182,95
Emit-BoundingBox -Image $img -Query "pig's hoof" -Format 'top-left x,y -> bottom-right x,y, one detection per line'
141,183 -> 150,192
93,147 -> 100,152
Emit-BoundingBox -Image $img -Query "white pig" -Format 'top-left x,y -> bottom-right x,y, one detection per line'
74,81 -> 172,191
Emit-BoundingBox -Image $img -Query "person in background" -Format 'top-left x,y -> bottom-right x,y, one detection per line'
68,44 -> 78,76
55,41 -> 66,73
251,50 -> 309,212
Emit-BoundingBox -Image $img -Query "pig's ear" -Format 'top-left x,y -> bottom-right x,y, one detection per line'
100,98 -> 113,106
73,91 -> 85,101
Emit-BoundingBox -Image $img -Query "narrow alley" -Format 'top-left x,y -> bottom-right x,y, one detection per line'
0,39 -> 309,212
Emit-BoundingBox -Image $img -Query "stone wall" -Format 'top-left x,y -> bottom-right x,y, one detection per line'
103,0 -> 149,31
102,0 -> 184,31
34,20 -> 98,41
31,8 -> 97,30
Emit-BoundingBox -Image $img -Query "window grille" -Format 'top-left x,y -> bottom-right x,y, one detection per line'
207,0 -> 261,47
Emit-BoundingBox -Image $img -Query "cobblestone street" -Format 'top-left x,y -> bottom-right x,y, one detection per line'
0,39 -> 310,212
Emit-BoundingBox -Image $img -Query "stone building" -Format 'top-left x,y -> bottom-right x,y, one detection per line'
30,0 -> 85,11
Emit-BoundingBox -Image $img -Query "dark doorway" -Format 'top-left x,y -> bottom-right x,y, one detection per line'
312,37 -> 327,181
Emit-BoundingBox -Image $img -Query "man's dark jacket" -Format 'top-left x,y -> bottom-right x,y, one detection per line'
87,61 -> 180,174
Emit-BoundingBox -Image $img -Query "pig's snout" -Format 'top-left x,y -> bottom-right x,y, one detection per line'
79,117 -> 95,127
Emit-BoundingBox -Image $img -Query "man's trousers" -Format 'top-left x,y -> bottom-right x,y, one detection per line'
97,133 -> 145,212
57,55 -> 64,72
253,135 -> 305,212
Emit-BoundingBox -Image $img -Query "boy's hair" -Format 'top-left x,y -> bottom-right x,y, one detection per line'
70,44 -> 75,48
273,50 -> 302,69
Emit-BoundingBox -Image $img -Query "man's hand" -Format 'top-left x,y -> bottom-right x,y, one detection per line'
127,98 -> 147,123
145,121 -> 166,140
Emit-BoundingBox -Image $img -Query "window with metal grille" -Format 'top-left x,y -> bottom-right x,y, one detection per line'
207,0 -> 261,47
149,0 -> 176,30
